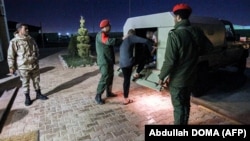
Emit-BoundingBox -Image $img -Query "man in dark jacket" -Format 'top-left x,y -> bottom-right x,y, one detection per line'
95,19 -> 121,105
119,29 -> 152,105
158,3 -> 213,124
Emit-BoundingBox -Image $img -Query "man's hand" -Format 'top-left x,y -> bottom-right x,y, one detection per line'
164,77 -> 170,88
122,34 -> 129,40
158,77 -> 170,87
150,46 -> 157,55
152,46 -> 158,49
9,68 -> 15,74
158,79 -> 163,86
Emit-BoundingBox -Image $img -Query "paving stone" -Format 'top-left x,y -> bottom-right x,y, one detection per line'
0,49 -> 238,140
90,129 -> 104,139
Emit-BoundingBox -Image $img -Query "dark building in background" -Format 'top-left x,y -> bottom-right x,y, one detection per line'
7,21 -> 41,38
8,21 -> 70,48
235,29 -> 250,39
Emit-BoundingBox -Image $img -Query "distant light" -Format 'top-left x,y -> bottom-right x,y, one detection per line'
233,25 -> 250,30
66,32 -> 70,36
58,32 -> 61,36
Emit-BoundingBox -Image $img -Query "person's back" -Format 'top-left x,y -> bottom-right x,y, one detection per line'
160,18 -> 213,87
158,3 -> 213,125
120,35 -> 142,68
166,24 -> 200,87
119,29 -> 151,68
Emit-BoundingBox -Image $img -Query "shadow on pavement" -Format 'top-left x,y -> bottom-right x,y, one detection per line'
45,69 -> 99,96
40,66 -> 55,74
1,109 -> 29,126
192,67 -> 250,124
205,69 -> 248,95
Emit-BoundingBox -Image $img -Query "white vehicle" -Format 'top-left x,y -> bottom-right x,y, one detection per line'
121,12 -> 249,97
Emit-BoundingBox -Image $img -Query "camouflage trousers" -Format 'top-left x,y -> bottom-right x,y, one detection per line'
18,68 -> 40,94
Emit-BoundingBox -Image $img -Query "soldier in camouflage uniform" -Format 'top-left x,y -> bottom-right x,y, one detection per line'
7,23 -> 48,106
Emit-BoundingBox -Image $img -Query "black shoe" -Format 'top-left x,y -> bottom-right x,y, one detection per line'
36,89 -> 48,100
132,73 -> 143,81
25,93 -> 32,106
106,92 -> 117,97
95,94 -> 104,105
36,94 -> 48,100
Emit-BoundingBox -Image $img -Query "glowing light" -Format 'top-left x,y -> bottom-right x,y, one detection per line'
130,88 -> 172,111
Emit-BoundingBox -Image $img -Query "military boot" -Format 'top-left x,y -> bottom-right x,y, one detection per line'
95,94 -> 104,105
106,92 -> 117,97
35,89 -> 48,100
25,93 -> 32,106
106,85 -> 117,97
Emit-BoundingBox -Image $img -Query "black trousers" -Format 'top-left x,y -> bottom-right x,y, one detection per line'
121,66 -> 133,98
135,61 -> 146,74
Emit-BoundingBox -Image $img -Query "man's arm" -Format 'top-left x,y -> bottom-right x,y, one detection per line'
7,41 -> 17,74
130,35 -> 148,44
158,32 -> 178,82
32,38 -> 40,58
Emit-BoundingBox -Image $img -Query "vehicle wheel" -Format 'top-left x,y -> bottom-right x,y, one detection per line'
236,50 -> 248,74
192,62 -> 209,97
192,87 -> 205,97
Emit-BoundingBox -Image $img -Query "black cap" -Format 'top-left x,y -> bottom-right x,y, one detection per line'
16,23 -> 26,30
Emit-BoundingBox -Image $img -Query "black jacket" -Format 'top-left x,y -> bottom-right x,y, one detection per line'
119,35 -> 152,68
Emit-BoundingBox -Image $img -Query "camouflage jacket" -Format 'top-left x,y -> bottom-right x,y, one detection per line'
7,34 -> 39,70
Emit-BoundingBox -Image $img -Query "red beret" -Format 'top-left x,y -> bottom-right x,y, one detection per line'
172,3 -> 192,13
99,19 -> 110,28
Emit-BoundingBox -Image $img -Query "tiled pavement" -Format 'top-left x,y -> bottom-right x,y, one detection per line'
0,49 -> 239,141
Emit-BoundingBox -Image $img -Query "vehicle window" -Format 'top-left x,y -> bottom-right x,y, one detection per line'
225,25 -> 233,38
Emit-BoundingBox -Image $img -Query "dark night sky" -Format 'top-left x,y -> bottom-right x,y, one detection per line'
4,0 -> 250,34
